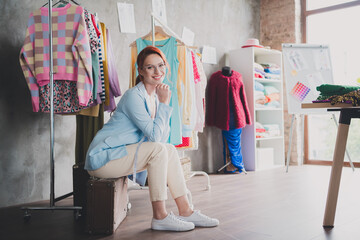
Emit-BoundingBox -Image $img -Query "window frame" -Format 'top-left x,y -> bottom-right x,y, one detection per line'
302,0 -> 360,167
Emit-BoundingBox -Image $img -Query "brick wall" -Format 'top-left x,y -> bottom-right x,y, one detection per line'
260,0 -> 302,165
260,0 -> 296,50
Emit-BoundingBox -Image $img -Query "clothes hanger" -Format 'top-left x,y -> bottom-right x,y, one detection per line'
129,26 -> 170,47
142,26 -> 171,40
43,0 -> 66,7
129,26 -> 186,47
129,14 -> 196,49
147,26 -> 186,47
70,0 -> 80,5
42,0 -> 80,7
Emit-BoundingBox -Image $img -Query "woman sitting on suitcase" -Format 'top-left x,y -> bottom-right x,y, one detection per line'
85,46 -> 219,231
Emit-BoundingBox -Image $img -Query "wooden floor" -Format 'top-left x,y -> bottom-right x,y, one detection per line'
1,165 -> 360,240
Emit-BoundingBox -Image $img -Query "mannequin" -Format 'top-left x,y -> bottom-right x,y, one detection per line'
206,69 -> 251,174
222,66 -> 232,77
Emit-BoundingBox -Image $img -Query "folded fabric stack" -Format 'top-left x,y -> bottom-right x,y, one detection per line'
255,122 -> 280,138
254,62 -> 266,79
255,122 -> 267,138
314,84 -> 360,106
327,90 -> 360,106
260,63 -> 281,80
263,124 -> 281,137
254,90 -> 266,108
264,85 -> 280,108
254,81 -> 280,108
315,84 -> 360,101
254,79 -> 265,92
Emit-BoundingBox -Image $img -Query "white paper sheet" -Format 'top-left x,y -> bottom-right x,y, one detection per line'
117,2 -> 136,33
152,0 -> 167,25
305,72 -> 324,92
314,49 -> 331,70
285,50 -> 308,72
181,27 -> 195,46
202,46 -> 217,64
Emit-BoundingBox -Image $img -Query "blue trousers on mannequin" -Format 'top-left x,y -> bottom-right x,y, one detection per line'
221,91 -> 245,173
222,128 -> 244,173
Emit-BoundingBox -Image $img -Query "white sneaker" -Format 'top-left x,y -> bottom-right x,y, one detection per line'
178,210 -> 219,227
151,212 -> 195,231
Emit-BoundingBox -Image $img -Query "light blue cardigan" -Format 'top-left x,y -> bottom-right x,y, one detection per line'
85,82 -> 172,171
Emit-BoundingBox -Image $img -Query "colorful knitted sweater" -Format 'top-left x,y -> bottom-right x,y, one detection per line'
19,3 -> 92,112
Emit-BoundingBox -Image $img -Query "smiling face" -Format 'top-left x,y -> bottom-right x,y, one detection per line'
138,53 -> 166,88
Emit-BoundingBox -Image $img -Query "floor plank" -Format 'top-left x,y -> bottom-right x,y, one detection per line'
1,165 -> 360,240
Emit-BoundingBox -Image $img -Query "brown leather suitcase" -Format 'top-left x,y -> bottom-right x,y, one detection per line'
72,163 -> 90,217
86,177 -> 128,234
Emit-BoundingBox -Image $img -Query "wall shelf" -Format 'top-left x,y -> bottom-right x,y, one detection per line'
255,108 -> 282,111
256,136 -> 283,141
255,78 -> 281,83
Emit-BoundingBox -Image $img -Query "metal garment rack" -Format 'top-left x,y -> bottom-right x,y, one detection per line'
21,0 -> 81,220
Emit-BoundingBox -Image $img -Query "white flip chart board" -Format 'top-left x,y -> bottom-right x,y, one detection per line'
282,44 -> 334,114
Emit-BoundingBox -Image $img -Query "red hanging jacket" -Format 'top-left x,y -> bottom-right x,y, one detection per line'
206,70 -> 251,130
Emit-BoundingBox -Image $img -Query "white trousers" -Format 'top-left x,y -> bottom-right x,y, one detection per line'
88,142 -> 187,202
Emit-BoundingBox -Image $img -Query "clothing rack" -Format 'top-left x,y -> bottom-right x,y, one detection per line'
150,12 -> 197,49
149,13 -> 211,190
21,0 -> 81,221
150,12 -> 184,46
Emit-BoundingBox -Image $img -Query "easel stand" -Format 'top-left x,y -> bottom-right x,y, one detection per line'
286,113 -> 354,172
21,0 -> 81,220
286,114 -> 302,172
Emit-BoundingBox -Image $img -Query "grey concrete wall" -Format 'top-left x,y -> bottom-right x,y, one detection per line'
0,0 -> 259,207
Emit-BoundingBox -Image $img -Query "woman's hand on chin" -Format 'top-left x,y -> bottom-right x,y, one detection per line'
156,84 -> 171,105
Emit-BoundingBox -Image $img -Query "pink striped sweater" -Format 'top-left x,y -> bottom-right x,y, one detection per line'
19,3 -> 92,112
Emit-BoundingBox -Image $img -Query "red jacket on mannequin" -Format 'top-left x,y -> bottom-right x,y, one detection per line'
206,70 -> 251,130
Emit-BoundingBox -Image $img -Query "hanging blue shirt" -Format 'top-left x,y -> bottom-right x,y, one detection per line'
135,37 -> 182,145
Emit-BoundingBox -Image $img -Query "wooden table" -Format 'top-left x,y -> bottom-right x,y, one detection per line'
302,103 -> 360,228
